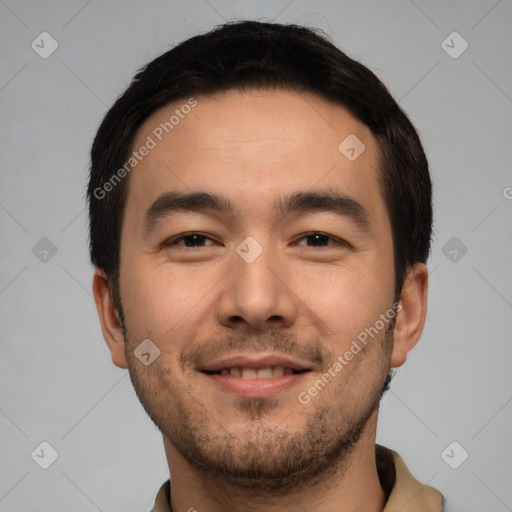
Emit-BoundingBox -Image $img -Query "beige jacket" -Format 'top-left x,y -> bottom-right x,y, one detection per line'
151,446 -> 443,511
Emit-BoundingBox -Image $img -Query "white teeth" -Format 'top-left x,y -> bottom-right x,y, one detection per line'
241,368 -> 257,379
257,367 -> 273,378
230,366 -> 241,378
219,366 -> 292,379
272,366 -> 285,377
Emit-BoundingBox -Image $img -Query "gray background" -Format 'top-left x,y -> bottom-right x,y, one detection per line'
1,1 -> 511,511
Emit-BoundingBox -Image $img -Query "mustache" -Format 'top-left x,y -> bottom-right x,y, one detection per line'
180,330 -> 329,370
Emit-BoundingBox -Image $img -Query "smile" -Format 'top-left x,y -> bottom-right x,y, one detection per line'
203,366 -> 310,379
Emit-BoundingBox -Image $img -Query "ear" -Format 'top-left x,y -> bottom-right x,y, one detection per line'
92,268 -> 128,369
390,263 -> 429,368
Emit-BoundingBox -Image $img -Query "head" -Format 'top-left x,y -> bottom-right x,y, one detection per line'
89,21 -> 432,493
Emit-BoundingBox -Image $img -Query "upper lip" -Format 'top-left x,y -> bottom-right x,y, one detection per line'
200,353 -> 312,372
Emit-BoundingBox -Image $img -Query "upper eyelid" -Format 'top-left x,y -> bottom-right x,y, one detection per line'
165,232 -> 349,246
165,232 -> 218,245
293,234 -> 353,250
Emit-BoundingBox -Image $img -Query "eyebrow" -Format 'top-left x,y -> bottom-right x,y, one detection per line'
274,190 -> 370,233
143,190 -> 370,234
144,191 -> 232,233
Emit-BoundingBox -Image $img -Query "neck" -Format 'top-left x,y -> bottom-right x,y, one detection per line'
163,414 -> 386,512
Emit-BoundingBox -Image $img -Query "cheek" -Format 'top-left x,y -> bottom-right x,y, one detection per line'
119,258 -> 218,342
299,262 -> 394,346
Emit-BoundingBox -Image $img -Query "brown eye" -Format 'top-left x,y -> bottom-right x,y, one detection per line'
303,233 -> 330,247
294,232 -> 349,248
165,233 -> 216,248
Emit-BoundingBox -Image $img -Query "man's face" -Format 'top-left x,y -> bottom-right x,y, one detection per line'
116,89 -> 397,490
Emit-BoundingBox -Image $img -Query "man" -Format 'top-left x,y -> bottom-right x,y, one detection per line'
88,20 -> 444,511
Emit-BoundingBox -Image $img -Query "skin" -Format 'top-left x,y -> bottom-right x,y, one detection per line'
93,89 -> 428,512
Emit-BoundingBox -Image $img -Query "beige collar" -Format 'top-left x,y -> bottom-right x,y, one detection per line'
151,446 -> 443,512
383,448 -> 443,511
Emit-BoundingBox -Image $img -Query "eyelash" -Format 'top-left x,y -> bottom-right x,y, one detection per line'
164,232 -> 350,249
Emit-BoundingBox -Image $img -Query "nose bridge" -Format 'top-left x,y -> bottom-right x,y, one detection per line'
233,235 -> 279,302
216,235 -> 297,330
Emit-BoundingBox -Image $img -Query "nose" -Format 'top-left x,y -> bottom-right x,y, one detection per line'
216,239 -> 298,332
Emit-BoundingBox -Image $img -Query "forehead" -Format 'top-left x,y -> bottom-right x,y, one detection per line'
125,89 -> 386,228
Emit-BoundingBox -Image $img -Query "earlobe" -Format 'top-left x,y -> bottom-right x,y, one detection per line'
92,269 -> 128,369
390,263 -> 429,368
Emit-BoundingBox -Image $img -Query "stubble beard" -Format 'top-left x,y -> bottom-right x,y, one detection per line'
124,324 -> 394,496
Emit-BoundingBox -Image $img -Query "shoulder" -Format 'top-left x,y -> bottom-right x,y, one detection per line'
378,445 -> 444,512
149,480 -> 171,512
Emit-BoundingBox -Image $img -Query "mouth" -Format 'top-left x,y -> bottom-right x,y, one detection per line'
199,354 -> 313,398
203,366 -> 310,378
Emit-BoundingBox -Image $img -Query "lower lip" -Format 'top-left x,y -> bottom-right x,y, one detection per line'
202,372 -> 310,398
